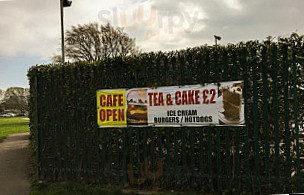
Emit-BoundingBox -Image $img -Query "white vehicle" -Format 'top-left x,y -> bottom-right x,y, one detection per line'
1,113 -> 16,117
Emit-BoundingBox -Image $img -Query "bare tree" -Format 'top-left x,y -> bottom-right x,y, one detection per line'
64,23 -> 139,61
0,89 -> 4,102
0,87 -> 29,113
50,55 -> 62,63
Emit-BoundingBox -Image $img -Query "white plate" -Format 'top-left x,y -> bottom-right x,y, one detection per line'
218,104 -> 245,125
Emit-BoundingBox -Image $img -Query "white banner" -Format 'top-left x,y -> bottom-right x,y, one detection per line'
97,81 -> 245,127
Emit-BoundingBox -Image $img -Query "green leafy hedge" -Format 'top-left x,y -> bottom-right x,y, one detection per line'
28,34 -> 304,193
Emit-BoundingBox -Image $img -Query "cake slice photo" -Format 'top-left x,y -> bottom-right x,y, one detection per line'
219,82 -> 245,125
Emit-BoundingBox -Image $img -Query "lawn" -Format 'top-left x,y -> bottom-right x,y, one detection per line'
0,117 -> 29,143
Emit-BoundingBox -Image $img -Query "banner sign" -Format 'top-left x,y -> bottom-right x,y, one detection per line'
97,81 -> 245,128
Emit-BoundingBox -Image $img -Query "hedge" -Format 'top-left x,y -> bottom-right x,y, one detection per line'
28,34 -> 304,193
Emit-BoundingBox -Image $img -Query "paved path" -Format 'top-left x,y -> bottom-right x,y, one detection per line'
0,133 -> 30,195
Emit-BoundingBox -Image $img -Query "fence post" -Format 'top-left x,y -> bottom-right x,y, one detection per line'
35,72 -> 42,180
223,49 -> 232,190
282,44 -> 291,191
292,47 -> 301,192
241,47 -> 250,191
271,44 -> 280,190
251,47 -> 261,192
261,46 -> 270,186
205,51 -> 213,190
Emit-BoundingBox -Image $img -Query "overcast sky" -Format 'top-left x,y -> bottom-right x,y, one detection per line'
0,0 -> 303,89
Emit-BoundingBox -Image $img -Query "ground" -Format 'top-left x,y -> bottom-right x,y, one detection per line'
0,118 -> 196,194
0,132 -> 31,195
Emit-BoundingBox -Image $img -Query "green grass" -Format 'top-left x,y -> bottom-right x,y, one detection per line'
0,117 -> 29,143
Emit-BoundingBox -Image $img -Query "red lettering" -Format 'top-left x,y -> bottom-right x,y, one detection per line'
113,95 -> 118,106
210,89 -> 216,104
188,90 -> 194,104
203,89 -> 209,104
100,109 -> 105,121
153,92 -> 158,106
113,109 -> 117,121
106,109 -> 112,121
100,95 -> 106,107
100,108 -> 125,123
166,94 -> 173,105
159,92 -> 164,106
118,94 -> 123,106
175,91 -> 181,105
107,95 -> 113,107
195,90 -> 200,104
182,91 -> 188,105
113,94 -> 117,106
118,109 -> 125,121
148,93 -> 153,106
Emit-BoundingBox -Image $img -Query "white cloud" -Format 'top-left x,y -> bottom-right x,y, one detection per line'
0,0 -> 60,58
0,0 -> 303,60
223,0 -> 242,10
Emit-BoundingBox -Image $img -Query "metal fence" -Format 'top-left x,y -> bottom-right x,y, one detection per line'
29,41 -> 304,193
